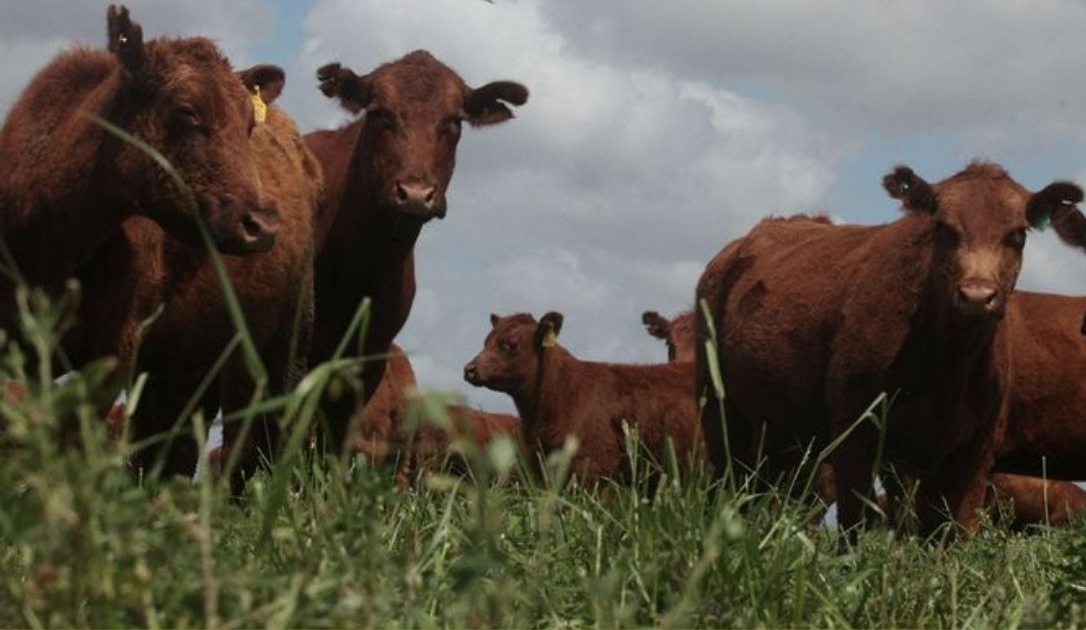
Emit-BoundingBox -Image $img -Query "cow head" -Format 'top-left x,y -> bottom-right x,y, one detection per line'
642,310 -> 696,363
317,50 -> 527,222
883,162 -> 1082,320
105,5 -> 280,254
464,311 -> 563,394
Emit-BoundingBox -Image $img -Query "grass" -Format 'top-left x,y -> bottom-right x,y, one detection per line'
0,304 -> 1084,628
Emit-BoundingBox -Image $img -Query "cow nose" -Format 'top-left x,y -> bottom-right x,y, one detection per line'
463,362 -> 478,384
206,194 -> 281,254
956,280 -> 999,314
395,180 -> 438,215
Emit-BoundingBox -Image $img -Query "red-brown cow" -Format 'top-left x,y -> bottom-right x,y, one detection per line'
695,162 -> 1085,535
464,312 -> 703,485
0,8 -> 314,482
352,343 -> 520,486
646,308 -> 1086,529
131,65 -> 321,486
0,5 -> 279,298
304,50 -> 527,456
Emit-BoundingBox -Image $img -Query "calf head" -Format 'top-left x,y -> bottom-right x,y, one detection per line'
464,311 -> 563,394
105,5 -> 280,254
642,310 -> 696,363
883,162 -> 1082,320
317,50 -> 527,221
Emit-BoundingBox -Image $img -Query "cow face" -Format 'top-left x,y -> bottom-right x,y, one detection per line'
317,51 -> 527,222
642,310 -> 696,363
106,5 -> 280,254
884,163 -> 1082,320
464,312 -> 563,393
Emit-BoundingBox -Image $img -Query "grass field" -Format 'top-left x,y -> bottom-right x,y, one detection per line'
3,331 -> 1086,628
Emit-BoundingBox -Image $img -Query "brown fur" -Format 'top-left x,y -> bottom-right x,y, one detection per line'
649,306 -> 1086,529
465,312 -> 703,485
304,50 -> 527,456
130,67 -> 321,486
351,343 -> 520,486
695,162 -> 1084,535
0,8 -> 313,482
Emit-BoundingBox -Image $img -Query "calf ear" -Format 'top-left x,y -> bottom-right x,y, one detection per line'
464,81 -> 528,127
534,311 -> 564,350
238,64 -> 286,105
107,5 -> 144,76
882,166 -> 937,214
1030,181 -> 1084,232
641,311 -> 671,341
317,62 -> 371,114
489,313 -> 501,327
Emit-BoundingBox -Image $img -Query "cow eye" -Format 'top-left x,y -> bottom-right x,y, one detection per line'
498,340 -> 515,354
175,103 -> 202,128
1005,228 -> 1027,250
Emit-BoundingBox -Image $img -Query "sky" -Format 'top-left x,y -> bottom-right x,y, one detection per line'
4,0 -> 1086,414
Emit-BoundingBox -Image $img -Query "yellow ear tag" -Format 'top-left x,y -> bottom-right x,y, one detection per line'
251,85 -> 267,124
541,327 -> 558,348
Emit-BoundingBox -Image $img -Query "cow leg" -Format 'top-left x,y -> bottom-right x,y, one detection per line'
129,370 -> 213,482
831,424 -> 880,541
914,439 -> 994,538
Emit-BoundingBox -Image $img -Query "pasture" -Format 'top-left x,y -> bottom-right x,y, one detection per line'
5,3 -> 1086,629
0,293 -> 1083,628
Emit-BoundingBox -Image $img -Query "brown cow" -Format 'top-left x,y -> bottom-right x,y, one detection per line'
643,308 -> 1086,529
0,8 -> 307,482
0,5 -> 280,298
996,291 -> 1086,480
695,162 -> 1085,535
304,51 -> 527,457
352,343 -> 519,486
464,312 -> 703,486
130,65 -> 321,486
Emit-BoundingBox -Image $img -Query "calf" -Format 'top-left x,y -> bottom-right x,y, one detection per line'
304,51 -> 527,457
464,312 -> 703,485
695,162 -> 1085,535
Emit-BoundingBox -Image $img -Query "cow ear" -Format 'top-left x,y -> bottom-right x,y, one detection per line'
489,312 -> 500,327
317,62 -> 371,114
534,311 -> 564,350
883,165 -> 937,214
1030,181 -> 1084,232
238,64 -> 286,105
641,311 -> 671,341
464,81 -> 528,127
107,4 -> 144,76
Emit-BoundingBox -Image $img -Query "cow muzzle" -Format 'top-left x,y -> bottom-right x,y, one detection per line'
207,195 -> 282,254
393,179 -> 445,220
954,279 -> 1002,317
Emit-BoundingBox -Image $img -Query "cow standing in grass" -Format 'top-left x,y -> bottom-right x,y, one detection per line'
464,312 -> 703,485
0,7 -> 321,482
304,51 -> 527,458
695,162 -> 1086,535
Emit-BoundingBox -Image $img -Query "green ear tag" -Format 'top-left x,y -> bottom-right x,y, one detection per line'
1031,213 -> 1051,232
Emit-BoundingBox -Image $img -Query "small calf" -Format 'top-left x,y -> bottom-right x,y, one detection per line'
463,312 -> 703,485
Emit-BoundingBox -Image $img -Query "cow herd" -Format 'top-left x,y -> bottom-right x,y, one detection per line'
3,6 -> 1086,538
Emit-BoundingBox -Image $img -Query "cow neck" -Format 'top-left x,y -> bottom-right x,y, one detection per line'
7,69 -> 132,290
513,344 -> 574,449
892,218 -> 1002,392
319,127 -> 424,312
